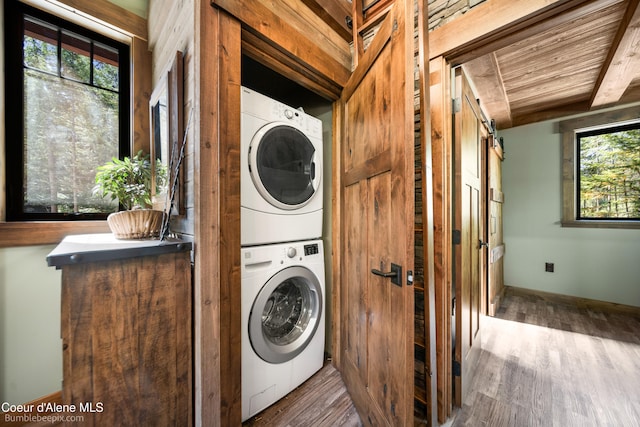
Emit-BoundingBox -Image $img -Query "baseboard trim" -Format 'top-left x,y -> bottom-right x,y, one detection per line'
504,285 -> 640,316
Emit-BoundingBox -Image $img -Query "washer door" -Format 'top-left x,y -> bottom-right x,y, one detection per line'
249,266 -> 323,364
248,123 -> 321,210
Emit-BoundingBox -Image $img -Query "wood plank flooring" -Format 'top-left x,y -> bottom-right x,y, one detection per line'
451,286 -> 640,427
242,362 -> 362,427
241,287 -> 640,426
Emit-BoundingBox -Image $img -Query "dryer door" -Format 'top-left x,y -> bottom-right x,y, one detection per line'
249,123 -> 321,210
249,266 -> 323,364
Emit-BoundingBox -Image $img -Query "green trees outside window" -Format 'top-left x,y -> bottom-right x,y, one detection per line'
4,1 -> 130,220
22,18 -> 121,215
578,124 -> 640,220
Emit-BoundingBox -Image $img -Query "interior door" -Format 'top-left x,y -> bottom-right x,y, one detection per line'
338,4 -> 414,425
453,67 -> 486,406
487,135 -> 505,316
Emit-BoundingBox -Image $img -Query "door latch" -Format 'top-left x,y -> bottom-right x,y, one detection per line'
371,263 -> 402,287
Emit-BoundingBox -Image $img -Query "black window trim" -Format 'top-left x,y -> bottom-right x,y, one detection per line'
4,1 -> 130,221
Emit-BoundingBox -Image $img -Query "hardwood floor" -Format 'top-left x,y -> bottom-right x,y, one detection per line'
242,362 -> 362,426
451,286 -> 640,427
241,287 -> 640,427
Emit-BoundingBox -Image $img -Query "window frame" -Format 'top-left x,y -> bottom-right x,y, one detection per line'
4,1 -> 131,222
560,106 -> 640,229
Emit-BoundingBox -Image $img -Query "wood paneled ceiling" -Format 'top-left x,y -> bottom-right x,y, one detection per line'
308,0 -> 640,131
462,0 -> 640,130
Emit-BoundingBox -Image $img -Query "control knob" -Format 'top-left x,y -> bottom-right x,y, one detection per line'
286,247 -> 297,258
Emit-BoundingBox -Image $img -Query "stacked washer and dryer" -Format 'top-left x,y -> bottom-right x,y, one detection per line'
240,86 -> 326,421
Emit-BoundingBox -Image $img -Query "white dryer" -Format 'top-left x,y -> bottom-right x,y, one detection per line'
241,239 -> 325,421
241,86 -> 323,246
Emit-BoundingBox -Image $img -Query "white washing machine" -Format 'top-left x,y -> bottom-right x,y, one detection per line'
241,239 -> 325,421
241,86 -> 323,246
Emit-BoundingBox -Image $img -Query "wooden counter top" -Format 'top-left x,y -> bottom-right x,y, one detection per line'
46,233 -> 192,268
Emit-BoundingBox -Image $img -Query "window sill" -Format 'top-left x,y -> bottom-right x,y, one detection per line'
561,220 -> 640,230
0,221 -> 111,248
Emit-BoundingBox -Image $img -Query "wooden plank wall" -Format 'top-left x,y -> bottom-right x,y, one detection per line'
148,0 -> 195,236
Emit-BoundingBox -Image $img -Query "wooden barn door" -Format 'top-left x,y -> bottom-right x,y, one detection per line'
487,136 -> 505,316
338,3 -> 414,425
452,67 -> 486,407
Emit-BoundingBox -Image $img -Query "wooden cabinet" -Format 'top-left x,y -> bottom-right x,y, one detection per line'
48,234 -> 192,426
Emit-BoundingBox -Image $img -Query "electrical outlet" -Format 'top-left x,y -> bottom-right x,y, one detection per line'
545,262 -> 554,273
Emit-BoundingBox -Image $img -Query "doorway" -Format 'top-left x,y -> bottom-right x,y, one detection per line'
241,54 -> 335,355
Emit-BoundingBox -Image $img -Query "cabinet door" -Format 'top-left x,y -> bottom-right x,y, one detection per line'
61,252 -> 192,426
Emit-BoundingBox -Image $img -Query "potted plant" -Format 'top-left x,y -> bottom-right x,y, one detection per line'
94,151 -> 167,239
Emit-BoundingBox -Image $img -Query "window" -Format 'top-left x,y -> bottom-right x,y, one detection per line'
560,106 -> 640,229
4,2 -> 130,221
577,123 -> 640,220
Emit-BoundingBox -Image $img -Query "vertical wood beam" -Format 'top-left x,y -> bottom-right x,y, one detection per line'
416,1 -> 438,425
131,36 -> 152,155
399,2 -> 416,423
193,1 -> 242,425
331,100 -> 344,369
217,10 -> 242,424
351,0 -> 364,67
429,55 -> 453,424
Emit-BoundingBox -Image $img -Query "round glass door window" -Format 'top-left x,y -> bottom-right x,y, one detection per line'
249,123 -> 321,210
249,266 -> 322,364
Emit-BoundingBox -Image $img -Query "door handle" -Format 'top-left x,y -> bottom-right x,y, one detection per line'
479,240 -> 489,249
371,263 -> 402,287
310,151 -> 321,190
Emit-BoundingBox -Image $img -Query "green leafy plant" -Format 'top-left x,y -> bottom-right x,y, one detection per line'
94,151 -> 167,211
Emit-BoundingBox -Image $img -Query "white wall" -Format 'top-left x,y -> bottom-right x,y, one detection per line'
0,246 -> 62,404
500,118 -> 640,307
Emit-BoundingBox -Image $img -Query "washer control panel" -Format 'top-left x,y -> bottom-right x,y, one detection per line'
304,243 -> 320,256
286,247 -> 297,258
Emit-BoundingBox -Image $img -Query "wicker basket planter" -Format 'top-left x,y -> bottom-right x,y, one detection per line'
107,209 -> 164,240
